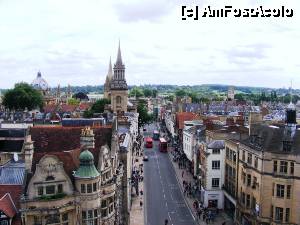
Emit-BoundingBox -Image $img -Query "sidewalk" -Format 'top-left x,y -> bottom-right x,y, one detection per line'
168,147 -> 234,225
130,152 -> 145,225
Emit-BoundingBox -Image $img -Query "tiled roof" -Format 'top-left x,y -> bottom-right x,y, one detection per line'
78,102 -> 91,111
43,104 -> 57,113
0,193 -> 17,218
60,104 -> 77,113
0,185 -> 23,209
0,161 -> 25,185
32,148 -> 81,178
176,112 -> 200,130
30,126 -> 112,152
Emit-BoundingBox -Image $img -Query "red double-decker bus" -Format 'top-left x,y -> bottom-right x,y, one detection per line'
159,138 -> 168,152
145,137 -> 153,148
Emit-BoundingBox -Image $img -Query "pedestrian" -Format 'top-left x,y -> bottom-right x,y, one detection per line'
140,200 -> 143,209
140,190 -> 143,196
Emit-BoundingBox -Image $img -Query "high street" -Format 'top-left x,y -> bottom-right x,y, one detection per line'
143,123 -> 197,225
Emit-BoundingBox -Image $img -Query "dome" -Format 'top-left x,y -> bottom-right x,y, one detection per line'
79,149 -> 94,162
74,150 -> 100,178
31,71 -> 49,91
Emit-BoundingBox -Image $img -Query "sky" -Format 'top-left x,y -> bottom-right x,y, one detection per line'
0,0 -> 299,89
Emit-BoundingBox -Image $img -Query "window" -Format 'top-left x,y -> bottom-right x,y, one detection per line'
276,184 -> 285,198
275,207 -> 283,222
212,160 -> 220,170
252,176 -> 257,189
116,96 -> 122,104
242,171 -> 246,184
247,153 -> 252,165
290,162 -> 294,175
273,160 -> 277,173
93,183 -> 97,192
286,185 -> 291,199
212,149 -> 220,154
45,185 -> 55,195
251,196 -> 256,210
242,150 -> 245,161
212,178 -> 220,188
283,141 -> 292,152
57,184 -> 63,193
285,208 -> 290,222
254,156 -> 258,168
233,152 -> 236,162
38,186 -> 43,196
62,213 -> 68,225
81,184 -> 86,193
82,209 -> 99,225
241,192 -> 245,204
280,161 -> 288,174
247,174 -> 251,187
226,147 -> 229,159
246,194 -> 250,208
272,183 -> 275,196
87,184 -> 92,193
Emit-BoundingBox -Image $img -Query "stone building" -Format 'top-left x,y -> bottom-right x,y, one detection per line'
234,103 -> 300,225
20,125 -> 123,225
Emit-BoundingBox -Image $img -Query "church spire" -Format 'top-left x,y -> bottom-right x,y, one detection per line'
108,56 -> 113,78
116,40 -> 123,66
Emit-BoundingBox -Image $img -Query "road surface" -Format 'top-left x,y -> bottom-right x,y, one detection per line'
143,123 -> 197,225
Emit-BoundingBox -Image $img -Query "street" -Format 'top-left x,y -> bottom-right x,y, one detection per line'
143,123 -> 197,225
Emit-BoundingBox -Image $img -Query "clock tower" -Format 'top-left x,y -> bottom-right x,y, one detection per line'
110,41 -> 128,114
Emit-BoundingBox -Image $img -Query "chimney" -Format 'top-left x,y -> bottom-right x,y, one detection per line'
249,112 -> 262,136
24,135 -> 34,172
80,126 -> 95,149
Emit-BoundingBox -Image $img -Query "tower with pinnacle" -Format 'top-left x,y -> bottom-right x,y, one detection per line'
110,41 -> 128,114
104,57 -> 113,100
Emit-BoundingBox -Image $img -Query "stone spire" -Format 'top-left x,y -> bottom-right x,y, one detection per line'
107,57 -> 113,80
116,40 -> 123,67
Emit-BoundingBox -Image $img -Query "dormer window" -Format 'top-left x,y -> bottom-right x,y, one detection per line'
283,141 -> 292,152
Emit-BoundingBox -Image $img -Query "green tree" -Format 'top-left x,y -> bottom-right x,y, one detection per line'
129,87 -> 144,98
3,82 -> 43,110
143,88 -> 153,97
152,89 -> 158,98
137,102 -> 153,127
175,88 -> 186,97
165,95 -> 174,102
83,98 -> 110,118
67,98 -> 80,105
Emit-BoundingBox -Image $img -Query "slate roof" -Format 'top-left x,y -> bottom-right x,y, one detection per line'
207,140 -> 225,149
242,124 -> 300,154
0,161 -> 26,185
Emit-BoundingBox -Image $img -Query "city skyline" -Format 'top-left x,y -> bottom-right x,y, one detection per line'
0,0 -> 300,89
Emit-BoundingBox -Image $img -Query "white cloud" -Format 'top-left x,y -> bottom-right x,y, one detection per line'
0,0 -> 299,88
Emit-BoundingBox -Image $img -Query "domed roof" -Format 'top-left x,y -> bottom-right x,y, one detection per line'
74,150 -> 100,178
79,149 -> 94,161
31,71 -> 49,91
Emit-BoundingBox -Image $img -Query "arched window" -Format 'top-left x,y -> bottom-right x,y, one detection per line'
116,96 -> 122,104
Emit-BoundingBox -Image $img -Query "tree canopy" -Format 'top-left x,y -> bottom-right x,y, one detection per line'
137,101 -> 153,127
129,87 -> 144,98
83,98 -> 110,118
3,82 -> 43,111
67,98 -> 80,105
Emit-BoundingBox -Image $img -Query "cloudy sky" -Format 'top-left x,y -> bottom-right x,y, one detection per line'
0,0 -> 299,89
